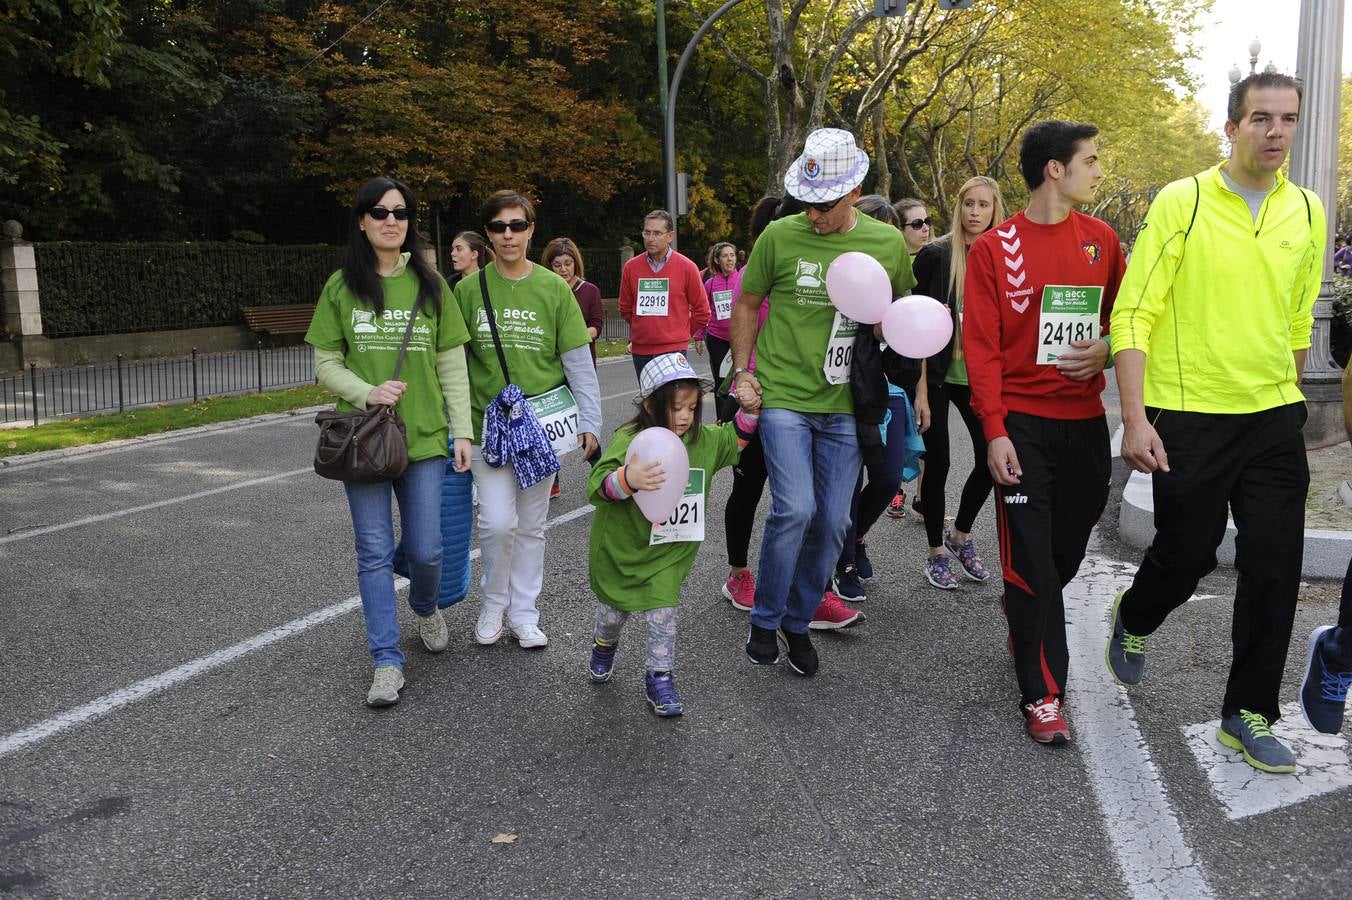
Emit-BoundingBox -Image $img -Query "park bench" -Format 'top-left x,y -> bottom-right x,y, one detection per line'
241,304 -> 316,340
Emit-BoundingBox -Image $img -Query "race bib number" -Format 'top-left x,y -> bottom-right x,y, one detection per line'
1037,285 -> 1102,365
712,289 -> 733,321
649,468 -> 705,545
636,278 -> 670,317
822,311 -> 858,385
527,384 -> 580,455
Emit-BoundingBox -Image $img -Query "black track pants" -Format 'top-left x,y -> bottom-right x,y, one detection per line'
1119,403 -> 1309,722
997,412 -> 1111,706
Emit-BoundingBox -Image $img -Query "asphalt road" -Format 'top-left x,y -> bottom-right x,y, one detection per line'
1,356 -> 1347,898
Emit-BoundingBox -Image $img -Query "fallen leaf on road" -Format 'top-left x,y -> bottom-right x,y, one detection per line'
490,833 -> 517,844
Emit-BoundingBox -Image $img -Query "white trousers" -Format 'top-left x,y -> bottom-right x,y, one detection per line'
471,446 -> 553,628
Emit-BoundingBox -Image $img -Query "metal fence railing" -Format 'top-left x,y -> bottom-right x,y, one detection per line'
0,344 -> 317,426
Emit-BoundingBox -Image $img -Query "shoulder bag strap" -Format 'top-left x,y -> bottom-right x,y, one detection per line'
389,293 -> 423,382
479,267 -> 513,384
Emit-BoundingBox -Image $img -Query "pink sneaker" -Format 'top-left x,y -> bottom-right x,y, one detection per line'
809,590 -> 864,630
722,570 -> 756,611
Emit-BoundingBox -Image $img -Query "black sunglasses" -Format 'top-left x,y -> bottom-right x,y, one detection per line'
806,196 -> 846,214
486,219 -> 531,234
904,217 -> 933,229
367,206 -> 411,221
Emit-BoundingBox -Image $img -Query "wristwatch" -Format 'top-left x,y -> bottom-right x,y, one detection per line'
731,367 -> 752,381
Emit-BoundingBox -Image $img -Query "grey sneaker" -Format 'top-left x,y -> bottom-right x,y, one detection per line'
366,665 -> 404,707
1217,710 -> 1297,774
417,609 -> 449,653
1105,590 -> 1145,685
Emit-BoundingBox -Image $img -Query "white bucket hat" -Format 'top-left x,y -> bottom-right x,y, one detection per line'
783,128 -> 870,204
634,352 -> 714,404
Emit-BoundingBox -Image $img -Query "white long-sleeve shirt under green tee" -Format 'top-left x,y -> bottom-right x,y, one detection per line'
1110,162 -> 1325,414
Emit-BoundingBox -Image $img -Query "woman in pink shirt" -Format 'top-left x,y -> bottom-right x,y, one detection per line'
700,241 -> 741,385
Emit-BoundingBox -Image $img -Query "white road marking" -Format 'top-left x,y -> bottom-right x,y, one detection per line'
1182,701 -> 1352,820
0,502 -> 598,759
0,468 -> 313,545
1065,551 -> 1214,898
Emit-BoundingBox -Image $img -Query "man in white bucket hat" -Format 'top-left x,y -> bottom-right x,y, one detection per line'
729,127 -> 915,676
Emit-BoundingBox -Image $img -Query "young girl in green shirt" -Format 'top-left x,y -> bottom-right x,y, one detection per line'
586,353 -> 759,716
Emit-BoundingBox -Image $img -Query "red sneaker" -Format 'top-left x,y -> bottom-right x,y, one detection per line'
1023,695 -> 1070,744
722,569 -> 756,611
550,480 -> 561,499
809,590 -> 864,630
885,489 -> 907,519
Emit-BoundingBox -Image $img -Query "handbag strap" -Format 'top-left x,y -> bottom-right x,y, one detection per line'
479,267 -> 513,385
389,294 -> 423,382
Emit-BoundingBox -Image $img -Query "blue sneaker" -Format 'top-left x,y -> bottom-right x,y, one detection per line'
588,638 -> 617,683
1105,590 -> 1146,685
1217,710 -> 1296,774
645,670 -> 684,716
832,564 -> 867,602
854,540 -> 874,580
1300,626 -> 1351,735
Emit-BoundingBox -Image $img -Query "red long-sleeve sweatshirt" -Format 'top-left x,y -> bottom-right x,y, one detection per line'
619,250 -> 710,355
963,210 -> 1125,441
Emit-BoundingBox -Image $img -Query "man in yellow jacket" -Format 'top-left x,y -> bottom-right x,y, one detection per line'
1106,72 -> 1325,775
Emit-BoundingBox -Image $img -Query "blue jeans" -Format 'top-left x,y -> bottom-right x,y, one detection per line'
343,456 -> 447,669
752,408 -> 860,633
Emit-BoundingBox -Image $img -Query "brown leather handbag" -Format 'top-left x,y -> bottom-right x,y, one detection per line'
313,300 -> 421,482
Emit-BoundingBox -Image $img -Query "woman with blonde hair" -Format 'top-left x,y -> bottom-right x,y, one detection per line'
912,175 -> 1007,590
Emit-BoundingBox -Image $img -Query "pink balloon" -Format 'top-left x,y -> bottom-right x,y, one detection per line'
881,295 -> 953,359
825,252 -> 891,324
627,426 -> 691,525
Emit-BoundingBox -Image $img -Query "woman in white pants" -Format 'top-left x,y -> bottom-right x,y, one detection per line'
451,190 -> 602,648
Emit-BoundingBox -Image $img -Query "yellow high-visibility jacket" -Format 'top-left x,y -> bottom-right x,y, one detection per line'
1110,163 -> 1325,413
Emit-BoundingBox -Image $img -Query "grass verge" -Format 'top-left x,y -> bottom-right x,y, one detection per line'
1,384 -> 334,458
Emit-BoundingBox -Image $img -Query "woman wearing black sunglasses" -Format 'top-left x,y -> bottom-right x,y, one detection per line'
305,176 -> 474,707
452,190 -> 603,651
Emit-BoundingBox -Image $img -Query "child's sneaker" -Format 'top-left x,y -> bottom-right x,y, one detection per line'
589,638 -> 618,683
1300,626 -> 1351,735
722,569 -> 756,611
943,527 -> 991,581
832,564 -> 867,602
886,489 -> 907,519
645,670 -> 684,716
924,555 -> 958,590
854,539 -> 874,579
809,590 -> 863,630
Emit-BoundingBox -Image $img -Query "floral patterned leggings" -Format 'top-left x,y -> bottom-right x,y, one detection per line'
592,604 -> 678,672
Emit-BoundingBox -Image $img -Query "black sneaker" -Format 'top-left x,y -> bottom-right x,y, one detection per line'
746,624 -> 781,666
777,627 -> 819,677
832,564 -> 867,602
854,539 -> 874,580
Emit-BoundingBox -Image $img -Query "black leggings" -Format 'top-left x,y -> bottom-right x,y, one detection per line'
920,382 -> 993,549
724,432 -> 768,568
705,335 -> 732,387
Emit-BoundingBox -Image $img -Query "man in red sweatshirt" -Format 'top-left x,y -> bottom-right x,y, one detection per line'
963,120 -> 1126,745
619,209 -> 709,378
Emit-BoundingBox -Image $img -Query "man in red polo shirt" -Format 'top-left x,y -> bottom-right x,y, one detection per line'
619,209 -> 708,378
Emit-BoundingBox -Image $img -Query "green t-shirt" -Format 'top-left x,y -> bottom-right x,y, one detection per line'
454,263 -> 592,442
587,422 -> 741,611
304,269 -> 469,461
946,294 -> 969,386
741,213 -> 915,414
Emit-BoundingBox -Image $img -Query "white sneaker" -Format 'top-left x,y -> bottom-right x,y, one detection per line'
474,606 -> 505,645
509,622 -> 549,649
417,609 -> 449,653
366,665 -> 404,707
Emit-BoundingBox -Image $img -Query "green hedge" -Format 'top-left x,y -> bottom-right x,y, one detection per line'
1332,276 -> 1352,368
35,243 -> 342,337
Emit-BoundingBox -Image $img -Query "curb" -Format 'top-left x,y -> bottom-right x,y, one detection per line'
0,405 -> 329,472
1118,470 -> 1352,579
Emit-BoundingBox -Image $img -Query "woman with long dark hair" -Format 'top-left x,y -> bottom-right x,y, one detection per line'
912,175 -> 1007,590
305,176 -> 473,707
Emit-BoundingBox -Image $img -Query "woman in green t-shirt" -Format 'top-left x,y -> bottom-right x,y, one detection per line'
304,176 -> 473,708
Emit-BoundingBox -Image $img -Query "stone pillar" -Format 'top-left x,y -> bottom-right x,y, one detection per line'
1289,0 -> 1347,447
618,244 -> 634,266
1,220 -> 41,337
